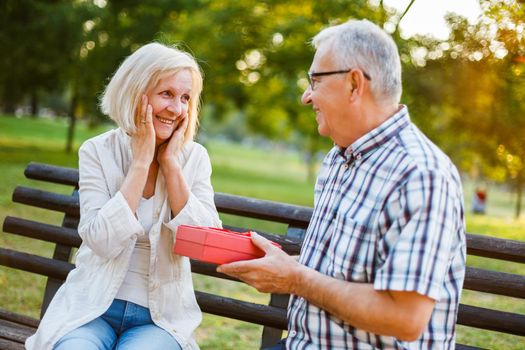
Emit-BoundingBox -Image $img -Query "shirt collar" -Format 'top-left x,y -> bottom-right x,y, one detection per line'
336,105 -> 411,163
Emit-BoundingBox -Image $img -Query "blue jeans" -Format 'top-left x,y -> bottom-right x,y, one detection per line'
54,299 -> 182,350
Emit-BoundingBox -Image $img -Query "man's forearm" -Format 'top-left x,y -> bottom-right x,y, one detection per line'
292,265 -> 435,341
217,234 -> 435,341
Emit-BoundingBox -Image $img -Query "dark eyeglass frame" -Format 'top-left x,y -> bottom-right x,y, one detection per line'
307,69 -> 371,90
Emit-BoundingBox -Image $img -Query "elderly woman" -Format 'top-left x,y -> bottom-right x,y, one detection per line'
26,43 -> 221,350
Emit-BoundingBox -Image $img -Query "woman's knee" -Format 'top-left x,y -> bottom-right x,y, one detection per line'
54,317 -> 116,350
116,324 -> 181,350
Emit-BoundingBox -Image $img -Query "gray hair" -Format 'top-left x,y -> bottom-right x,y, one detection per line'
312,19 -> 402,106
100,42 -> 203,141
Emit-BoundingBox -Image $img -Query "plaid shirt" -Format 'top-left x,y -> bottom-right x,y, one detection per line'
287,107 -> 466,349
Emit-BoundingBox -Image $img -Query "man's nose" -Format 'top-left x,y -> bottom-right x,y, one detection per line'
301,86 -> 312,105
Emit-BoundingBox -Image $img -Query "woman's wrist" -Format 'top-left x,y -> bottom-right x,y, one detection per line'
160,158 -> 181,175
130,159 -> 150,172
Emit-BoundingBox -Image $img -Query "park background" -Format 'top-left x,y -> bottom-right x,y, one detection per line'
0,0 -> 524,348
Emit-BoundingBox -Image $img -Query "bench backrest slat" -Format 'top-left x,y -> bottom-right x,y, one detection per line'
13,186 -> 79,217
464,266 -> 525,298
195,291 -> 287,329
3,216 -> 81,247
25,162 -> 78,186
466,235 -> 525,263
215,193 -> 311,227
458,304 -> 525,336
0,247 -> 72,280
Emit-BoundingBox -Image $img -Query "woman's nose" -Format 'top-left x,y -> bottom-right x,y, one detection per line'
167,100 -> 182,115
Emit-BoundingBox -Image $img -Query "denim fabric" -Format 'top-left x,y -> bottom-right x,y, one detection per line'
54,299 -> 182,350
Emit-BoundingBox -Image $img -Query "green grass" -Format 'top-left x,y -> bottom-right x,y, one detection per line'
1,115 -> 524,349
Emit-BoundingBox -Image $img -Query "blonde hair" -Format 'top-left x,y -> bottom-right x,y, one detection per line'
100,42 -> 203,142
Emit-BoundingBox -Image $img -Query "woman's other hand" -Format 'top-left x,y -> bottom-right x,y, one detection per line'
157,113 -> 188,174
158,114 -> 190,216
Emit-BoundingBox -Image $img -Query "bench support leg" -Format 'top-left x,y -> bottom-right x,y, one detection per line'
40,190 -> 78,318
260,226 -> 306,349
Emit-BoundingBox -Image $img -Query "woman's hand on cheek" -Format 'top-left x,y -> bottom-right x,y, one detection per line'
131,95 -> 156,168
157,114 -> 189,174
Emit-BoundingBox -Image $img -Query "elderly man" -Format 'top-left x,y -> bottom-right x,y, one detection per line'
218,19 -> 466,349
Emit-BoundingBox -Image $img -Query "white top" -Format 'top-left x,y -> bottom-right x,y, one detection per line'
115,197 -> 154,307
26,128 -> 222,350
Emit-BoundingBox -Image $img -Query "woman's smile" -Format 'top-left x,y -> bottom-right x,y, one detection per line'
155,115 -> 175,125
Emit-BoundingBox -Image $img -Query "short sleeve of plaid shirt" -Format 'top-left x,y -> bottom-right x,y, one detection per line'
373,168 -> 463,300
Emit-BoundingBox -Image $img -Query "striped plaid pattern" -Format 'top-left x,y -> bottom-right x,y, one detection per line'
287,107 -> 466,349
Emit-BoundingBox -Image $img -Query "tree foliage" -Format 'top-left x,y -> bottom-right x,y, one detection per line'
401,0 -> 524,216
1,0 -> 523,214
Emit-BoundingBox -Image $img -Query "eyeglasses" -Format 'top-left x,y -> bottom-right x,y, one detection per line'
307,69 -> 371,90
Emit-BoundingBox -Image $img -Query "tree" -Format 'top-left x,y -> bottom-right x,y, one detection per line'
400,0 -> 525,217
166,0 -> 387,180
0,0 -> 87,116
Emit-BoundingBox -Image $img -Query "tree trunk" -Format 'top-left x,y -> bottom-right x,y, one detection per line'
515,174 -> 523,219
305,150 -> 316,183
30,91 -> 38,117
66,91 -> 79,154
304,136 -> 319,183
379,0 -> 386,26
3,99 -> 16,115
2,77 -> 19,115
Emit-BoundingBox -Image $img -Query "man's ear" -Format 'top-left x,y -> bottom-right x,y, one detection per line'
347,70 -> 366,100
346,71 -> 358,100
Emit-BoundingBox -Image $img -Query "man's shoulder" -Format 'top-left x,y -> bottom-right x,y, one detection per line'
395,124 -> 458,178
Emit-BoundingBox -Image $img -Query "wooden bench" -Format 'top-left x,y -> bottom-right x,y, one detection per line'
1,162 -> 524,350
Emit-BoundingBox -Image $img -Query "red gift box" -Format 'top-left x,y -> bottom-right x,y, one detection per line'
173,225 -> 281,265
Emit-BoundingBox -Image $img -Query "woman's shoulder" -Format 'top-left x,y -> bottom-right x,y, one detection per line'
183,140 -> 208,156
178,141 -> 211,169
79,128 -> 125,152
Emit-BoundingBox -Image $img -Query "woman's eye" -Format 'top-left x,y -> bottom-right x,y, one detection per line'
161,91 -> 173,97
182,94 -> 190,103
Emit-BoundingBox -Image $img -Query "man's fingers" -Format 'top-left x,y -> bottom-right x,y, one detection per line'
251,232 -> 276,253
217,261 -> 253,275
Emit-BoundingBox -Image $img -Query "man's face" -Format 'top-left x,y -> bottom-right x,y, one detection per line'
301,45 -> 352,146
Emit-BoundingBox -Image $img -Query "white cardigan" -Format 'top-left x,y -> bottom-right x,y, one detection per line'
26,128 -> 221,350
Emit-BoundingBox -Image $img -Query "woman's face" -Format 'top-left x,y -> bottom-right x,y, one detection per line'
146,69 -> 193,145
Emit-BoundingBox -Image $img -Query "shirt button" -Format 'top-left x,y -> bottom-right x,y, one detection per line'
289,330 -> 297,336
355,153 -> 362,160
